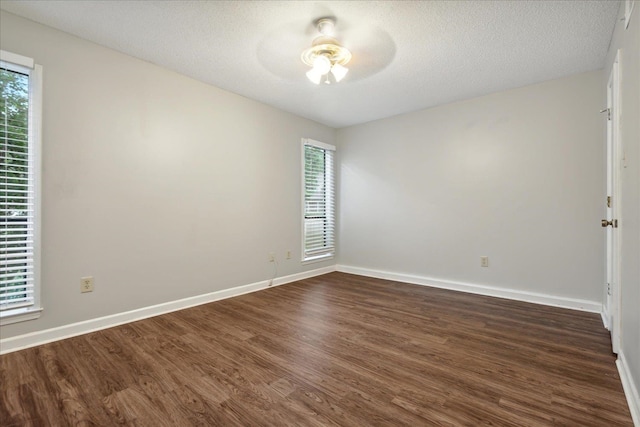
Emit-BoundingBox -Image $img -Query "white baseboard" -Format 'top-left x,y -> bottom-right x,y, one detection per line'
0,266 -> 335,355
601,307 -> 610,330
336,265 -> 602,313
617,351 -> 640,426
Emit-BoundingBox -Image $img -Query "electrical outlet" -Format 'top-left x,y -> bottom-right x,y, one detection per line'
268,253 -> 275,262
480,256 -> 489,267
81,276 -> 94,293
286,250 -> 291,260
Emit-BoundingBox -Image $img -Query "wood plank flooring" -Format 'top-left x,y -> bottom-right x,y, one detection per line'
0,272 -> 633,426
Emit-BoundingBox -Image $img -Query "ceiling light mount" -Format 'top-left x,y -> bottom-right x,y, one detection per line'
316,18 -> 335,36
301,18 -> 351,84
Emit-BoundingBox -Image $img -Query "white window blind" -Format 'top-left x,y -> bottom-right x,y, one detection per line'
1,51 -> 41,320
302,139 -> 335,261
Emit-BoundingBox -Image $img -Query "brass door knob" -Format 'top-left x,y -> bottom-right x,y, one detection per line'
602,219 -> 618,228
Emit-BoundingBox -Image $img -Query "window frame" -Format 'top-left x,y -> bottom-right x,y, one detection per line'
0,50 -> 43,325
301,138 -> 336,264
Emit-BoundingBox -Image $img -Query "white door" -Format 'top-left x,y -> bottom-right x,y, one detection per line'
603,51 -> 620,354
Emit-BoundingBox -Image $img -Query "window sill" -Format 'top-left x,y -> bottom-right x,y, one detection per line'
302,253 -> 334,265
0,306 -> 43,326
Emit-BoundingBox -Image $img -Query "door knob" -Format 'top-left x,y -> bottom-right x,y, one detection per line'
602,219 -> 618,228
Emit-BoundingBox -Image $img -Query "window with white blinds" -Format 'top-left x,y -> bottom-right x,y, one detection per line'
1,50 -> 42,324
302,139 -> 335,261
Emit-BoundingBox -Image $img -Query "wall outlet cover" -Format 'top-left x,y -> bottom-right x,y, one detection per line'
81,276 -> 94,293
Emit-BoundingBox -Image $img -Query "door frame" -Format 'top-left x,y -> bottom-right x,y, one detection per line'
605,50 -> 621,354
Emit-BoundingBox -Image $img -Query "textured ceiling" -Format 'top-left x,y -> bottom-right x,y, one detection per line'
0,1 -> 620,128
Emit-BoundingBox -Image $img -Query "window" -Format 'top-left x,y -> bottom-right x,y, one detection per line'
302,138 -> 335,262
1,50 -> 42,325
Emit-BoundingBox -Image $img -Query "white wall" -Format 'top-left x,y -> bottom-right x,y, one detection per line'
0,11 -> 335,340
337,71 -> 604,303
605,2 -> 640,420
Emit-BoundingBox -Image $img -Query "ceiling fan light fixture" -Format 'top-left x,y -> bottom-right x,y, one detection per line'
330,63 -> 349,82
312,55 -> 331,74
301,18 -> 351,85
306,67 -> 323,85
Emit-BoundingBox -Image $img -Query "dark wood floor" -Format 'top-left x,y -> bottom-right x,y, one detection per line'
0,272 -> 633,426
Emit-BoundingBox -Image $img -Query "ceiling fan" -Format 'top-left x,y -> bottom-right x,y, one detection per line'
301,18 -> 352,85
255,15 -> 394,85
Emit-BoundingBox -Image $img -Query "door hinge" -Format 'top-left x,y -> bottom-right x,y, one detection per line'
607,283 -> 611,295
600,108 -> 611,120
607,196 -> 611,208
